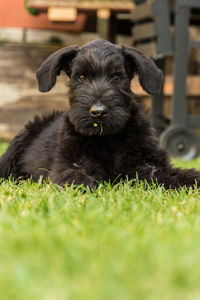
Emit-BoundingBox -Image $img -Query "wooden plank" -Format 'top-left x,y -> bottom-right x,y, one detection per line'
133,22 -> 155,41
131,2 -> 154,22
27,0 -> 134,11
177,76 -> 200,96
48,7 -> 77,22
131,76 -> 200,96
116,13 -> 132,20
135,41 -> 157,58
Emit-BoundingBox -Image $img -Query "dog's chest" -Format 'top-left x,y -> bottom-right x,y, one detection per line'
75,137 -> 128,181
86,135 -> 146,180
70,138 -> 113,180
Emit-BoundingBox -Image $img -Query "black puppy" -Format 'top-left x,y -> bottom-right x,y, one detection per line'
0,38 -> 200,189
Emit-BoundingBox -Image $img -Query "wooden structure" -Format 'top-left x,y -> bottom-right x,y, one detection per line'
118,0 -> 172,58
27,0 -> 134,41
125,0 -> 200,160
161,0 -> 200,159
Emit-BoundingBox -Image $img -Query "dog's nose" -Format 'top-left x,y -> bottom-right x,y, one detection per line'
89,104 -> 108,117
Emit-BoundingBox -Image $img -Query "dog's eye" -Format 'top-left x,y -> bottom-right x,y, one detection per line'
79,75 -> 86,81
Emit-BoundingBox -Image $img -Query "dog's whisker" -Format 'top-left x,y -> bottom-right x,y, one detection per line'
100,123 -> 103,136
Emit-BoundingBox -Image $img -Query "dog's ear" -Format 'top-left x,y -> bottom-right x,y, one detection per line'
121,45 -> 163,95
36,45 -> 79,92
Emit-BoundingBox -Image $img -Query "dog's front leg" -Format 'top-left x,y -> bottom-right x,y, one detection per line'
151,166 -> 200,189
126,164 -> 200,189
50,168 -> 96,189
50,162 -> 96,189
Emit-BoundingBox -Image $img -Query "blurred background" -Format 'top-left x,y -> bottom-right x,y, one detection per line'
0,0 -> 200,159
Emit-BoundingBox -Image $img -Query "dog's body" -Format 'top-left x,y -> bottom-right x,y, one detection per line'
1,38 -> 200,189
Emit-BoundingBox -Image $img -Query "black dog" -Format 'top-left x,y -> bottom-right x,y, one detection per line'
0,38 -> 200,189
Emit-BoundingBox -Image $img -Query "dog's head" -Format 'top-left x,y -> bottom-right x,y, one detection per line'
36,39 -> 163,136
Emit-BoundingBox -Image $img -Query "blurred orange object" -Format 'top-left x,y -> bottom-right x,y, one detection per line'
0,0 -> 86,32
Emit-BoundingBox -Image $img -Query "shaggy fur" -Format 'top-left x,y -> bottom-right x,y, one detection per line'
1,38 -> 200,189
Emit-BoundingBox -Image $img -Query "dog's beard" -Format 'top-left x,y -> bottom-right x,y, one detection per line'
68,105 -> 131,136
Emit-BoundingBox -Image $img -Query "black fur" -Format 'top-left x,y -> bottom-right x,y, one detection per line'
1,38 -> 200,189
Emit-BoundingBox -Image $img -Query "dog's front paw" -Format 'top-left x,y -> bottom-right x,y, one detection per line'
50,169 -> 96,190
66,170 -> 96,190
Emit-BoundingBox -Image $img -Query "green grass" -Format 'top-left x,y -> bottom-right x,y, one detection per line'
1,141 -> 200,300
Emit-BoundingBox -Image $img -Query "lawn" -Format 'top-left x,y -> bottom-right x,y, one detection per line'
0,140 -> 200,300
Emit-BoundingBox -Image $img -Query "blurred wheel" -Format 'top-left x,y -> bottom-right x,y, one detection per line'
159,125 -> 200,160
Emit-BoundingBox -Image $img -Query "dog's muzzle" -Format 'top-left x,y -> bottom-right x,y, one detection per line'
89,104 -> 108,117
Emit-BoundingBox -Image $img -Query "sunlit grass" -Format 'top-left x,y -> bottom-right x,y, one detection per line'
1,140 -> 200,300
